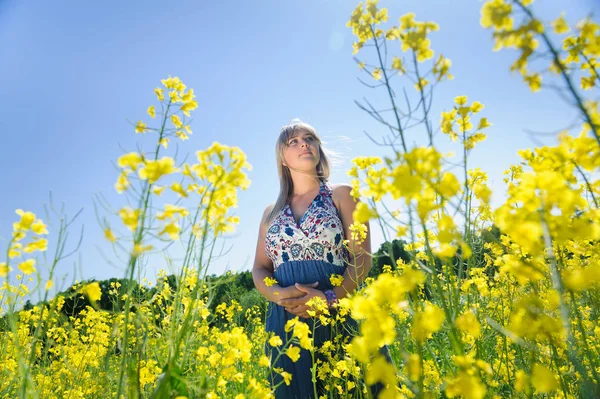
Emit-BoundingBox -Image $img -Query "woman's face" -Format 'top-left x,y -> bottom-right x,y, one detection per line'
282,130 -> 320,172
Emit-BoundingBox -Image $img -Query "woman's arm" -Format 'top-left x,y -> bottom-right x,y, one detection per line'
331,184 -> 372,300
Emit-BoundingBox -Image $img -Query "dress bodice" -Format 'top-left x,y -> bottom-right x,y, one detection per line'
264,180 -> 349,270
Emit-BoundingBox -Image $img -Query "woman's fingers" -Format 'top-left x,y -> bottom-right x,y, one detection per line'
278,282 -> 321,309
294,282 -> 319,293
279,295 -> 309,307
277,287 -> 304,300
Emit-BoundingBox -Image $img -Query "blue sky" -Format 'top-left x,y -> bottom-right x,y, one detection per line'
1,0 -> 598,300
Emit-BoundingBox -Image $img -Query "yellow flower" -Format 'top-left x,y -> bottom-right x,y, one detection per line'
161,76 -> 185,91
456,310 -> 481,338
306,296 -> 328,318
352,202 -> 376,224
119,207 -> 140,232
104,228 -> 117,243
349,221 -> 368,243
392,56 -> 405,73
480,0 -> 513,30
154,88 -> 165,101
581,76 -> 596,90
171,115 -> 183,129
351,156 -> 382,170
0,262 -> 11,277
135,120 -> 148,134
176,130 -> 189,140
292,321 -> 312,350
180,100 -> 198,117
115,172 -> 129,194
12,230 -> 25,242
263,277 -> 278,287
285,318 -> 298,333
45,279 -> 53,291
81,282 -> 102,302
465,132 -> 487,150
406,353 -> 421,381
563,266 -> 600,291
552,13 -> 569,34
159,222 -> 180,240
13,209 -> 36,231
365,355 -> 397,386
286,345 -> 301,362
23,238 -> 48,253
18,259 -> 36,275
156,205 -> 189,221
524,73 -> 542,92
269,335 -> 283,347
414,78 -> 429,90
181,88 -> 196,103
514,369 -> 529,392
8,244 -> 21,258
439,172 -> 460,198
281,371 -> 292,386
118,152 -> 143,171
171,182 -> 188,197
411,302 -> 445,342
470,101 -> 484,113
454,95 -> 468,106
147,105 -> 156,118
372,68 -> 382,80
138,157 -> 179,183
477,117 -> 492,130
531,364 -> 557,393
133,243 -> 153,255
152,185 -> 166,196
259,355 -> 270,367
31,219 -> 48,235
433,54 -> 453,81
446,371 -> 487,399
329,274 -> 344,287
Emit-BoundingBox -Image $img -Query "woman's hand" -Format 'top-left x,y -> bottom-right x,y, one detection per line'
273,283 -> 317,301
278,282 -> 327,319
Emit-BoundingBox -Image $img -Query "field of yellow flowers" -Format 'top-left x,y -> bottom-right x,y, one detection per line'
1,0 -> 599,398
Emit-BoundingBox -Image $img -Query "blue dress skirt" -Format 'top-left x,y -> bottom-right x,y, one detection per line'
265,259 -> 393,399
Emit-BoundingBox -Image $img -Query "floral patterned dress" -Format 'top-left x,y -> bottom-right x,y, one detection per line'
264,179 -> 349,270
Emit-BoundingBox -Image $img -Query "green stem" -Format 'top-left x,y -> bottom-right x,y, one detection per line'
579,51 -> 600,84
538,209 -> 595,396
116,98 -> 172,397
369,25 -> 408,153
412,51 -> 433,147
513,0 -> 600,146
572,161 -> 599,208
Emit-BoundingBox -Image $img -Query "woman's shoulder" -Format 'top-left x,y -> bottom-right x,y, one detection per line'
329,182 -> 352,195
260,203 -> 276,225
329,183 -> 353,208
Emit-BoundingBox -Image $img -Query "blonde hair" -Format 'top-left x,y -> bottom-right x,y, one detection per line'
263,119 -> 332,226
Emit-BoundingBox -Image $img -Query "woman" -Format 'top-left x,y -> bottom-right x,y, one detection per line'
252,120 -> 390,398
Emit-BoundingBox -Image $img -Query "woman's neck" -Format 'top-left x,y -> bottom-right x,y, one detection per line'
290,177 -> 322,197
